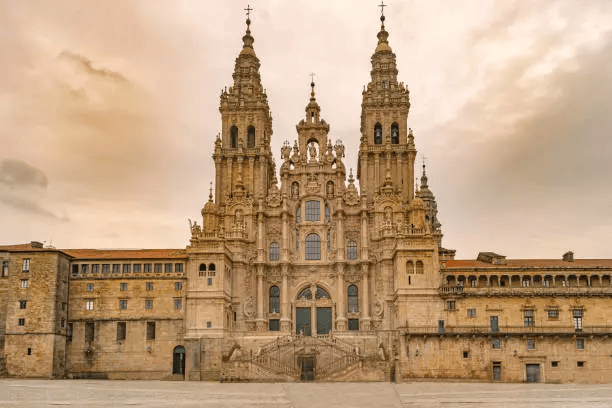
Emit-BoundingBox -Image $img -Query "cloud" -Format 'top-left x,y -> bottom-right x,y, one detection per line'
0,194 -> 68,221
0,159 -> 48,189
57,50 -> 128,83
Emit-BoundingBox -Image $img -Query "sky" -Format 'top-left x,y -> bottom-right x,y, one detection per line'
1,0 -> 612,259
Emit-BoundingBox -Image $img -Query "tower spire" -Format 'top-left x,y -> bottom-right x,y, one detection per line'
240,5 -> 255,56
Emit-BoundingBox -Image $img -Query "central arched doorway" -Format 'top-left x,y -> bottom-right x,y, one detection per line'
172,345 -> 185,376
294,285 -> 333,336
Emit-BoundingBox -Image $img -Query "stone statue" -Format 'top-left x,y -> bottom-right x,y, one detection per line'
309,141 -> 317,161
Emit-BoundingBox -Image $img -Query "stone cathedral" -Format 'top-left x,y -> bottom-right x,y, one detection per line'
2,11 -> 612,384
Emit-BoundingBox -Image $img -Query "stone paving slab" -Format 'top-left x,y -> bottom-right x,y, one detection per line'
1,380 -> 612,408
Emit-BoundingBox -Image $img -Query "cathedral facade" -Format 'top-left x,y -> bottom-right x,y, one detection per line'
1,13 -> 612,383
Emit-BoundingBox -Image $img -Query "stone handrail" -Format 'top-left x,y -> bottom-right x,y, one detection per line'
439,285 -> 612,297
403,325 -> 612,336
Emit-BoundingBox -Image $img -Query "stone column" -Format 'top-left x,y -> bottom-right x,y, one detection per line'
280,264 -> 291,332
281,197 -> 289,261
311,284 -> 317,336
227,157 -> 233,199
361,263 -> 371,331
336,263 -> 346,331
374,154 -> 380,189
256,265 -> 265,331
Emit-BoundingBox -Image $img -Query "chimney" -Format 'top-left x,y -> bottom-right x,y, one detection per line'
562,251 -> 574,262
30,241 -> 43,249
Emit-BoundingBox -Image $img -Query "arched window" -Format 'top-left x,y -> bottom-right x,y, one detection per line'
230,126 -> 238,148
199,263 -> 206,277
269,242 -> 280,261
406,260 -> 414,274
315,286 -> 330,299
347,241 -> 357,260
247,126 -> 255,148
374,123 -> 382,144
348,284 -> 359,312
208,263 -> 216,276
296,206 -> 301,223
391,123 -> 399,144
415,261 -> 424,274
298,287 -> 312,300
269,286 -> 280,313
305,233 -> 321,260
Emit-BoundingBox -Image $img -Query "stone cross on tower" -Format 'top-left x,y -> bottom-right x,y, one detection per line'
244,4 -> 253,19
379,1 -> 387,17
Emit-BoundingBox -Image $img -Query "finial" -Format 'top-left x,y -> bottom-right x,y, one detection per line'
310,73 -> 316,97
244,4 -> 253,27
422,156 -> 427,176
209,181 -> 213,201
379,1 -> 387,25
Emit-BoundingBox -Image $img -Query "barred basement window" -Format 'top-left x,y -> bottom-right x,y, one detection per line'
269,242 -> 280,261
165,263 -> 172,273
146,321 -> 156,340
577,361 -> 585,367
27,348 -> 32,355
112,264 -> 120,273
154,263 -> 162,273
463,351 -> 469,358
175,263 -> 183,273
123,264 -> 131,273
144,263 -> 152,273
305,200 -> 320,221
117,322 -> 126,341
305,233 -> 321,260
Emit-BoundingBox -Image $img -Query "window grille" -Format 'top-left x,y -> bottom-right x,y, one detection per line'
269,286 -> 280,313
305,234 -> 321,260
305,200 -> 320,221
348,284 -> 359,312
269,242 -> 280,261
347,241 -> 357,260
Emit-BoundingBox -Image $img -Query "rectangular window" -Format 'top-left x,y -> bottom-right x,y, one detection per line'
463,351 -> 469,358
174,298 -> 182,310
61,319 -> 65,328
85,322 -> 95,342
551,361 -> 559,367
175,282 -> 182,291
154,263 -> 162,273
102,264 -> 110,273
146,322 -> 156,340
133,264 -> 141,273
21,279 -> 29,288
145,299 -> 153,309
206,321 -> 212,328
296,228 -> 299,251
2,260 -> 8,277
164,263 -> 172,273
548,309 -> 559,319
576,338 -> 585,350
447,301 -> 456,311
527,338 -> 536,350
112,264 -> 120,273
72,264 -> 79,275
269,319 -> 280,331
18,318 -> 25,326
67,323 -> 73,342
85,300 -> 94,311
123,264 -> 131,273
207,277 -> 213,286
577,361 -> 585,367
92,264 -> 99,273
175,263 -> 183,272
144,263 -> 152,273
119,299 -> 128,310
524,310 -> 534,327
81,264 -> 89,274
348,319 -> 359,331
467,308 -> 476,318
87,283 -> 94,292
573,310 -> 583,331
20,300 -> 27,309
116,322 -> 126,341
120,282 -> 128,291
22,258 -> 30,272
27,348 -> 32,355
492,338 -> 501,349
305,200 -> 320,221
146,282 -> 153,291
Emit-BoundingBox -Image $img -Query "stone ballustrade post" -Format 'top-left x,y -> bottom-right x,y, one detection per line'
256,265 -> 266,331
280,264 -> 291,332
336,263 -> 347,331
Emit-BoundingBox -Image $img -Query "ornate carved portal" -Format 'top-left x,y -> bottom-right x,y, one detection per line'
294,285 -> 334,336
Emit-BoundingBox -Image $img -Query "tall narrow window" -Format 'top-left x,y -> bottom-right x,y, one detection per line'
374,123 -> 382,144
296,206 -> 301,223
85,322 -> 95,343
296,228 -> 300,251
208,264 -> 216,276
327,229 -> 331,250
22,258 -> 30,272
2,260 -> 8,277
269,286 -> 280,313
146,321 -> 156,340
269,242 -> 280,261
325,205 -> 330,223
416,261 -> 424,274
406,260 -> 414,274
524,310 -> 534,327
117,322 -> 126,341
347,240 -> 357,260
81,264 -> 89,274
391,123 -> 399,144
305,234 -> 321,260
247,126 -> 255,147
230,125 -> 238,148
305,200 -> 320,221
573,310 -> 583,332
199,263 -> 206,277
348,284 -> 359,313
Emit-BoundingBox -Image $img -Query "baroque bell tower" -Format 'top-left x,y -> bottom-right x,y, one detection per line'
214,14 -> 275,206
357,10 -> 416,202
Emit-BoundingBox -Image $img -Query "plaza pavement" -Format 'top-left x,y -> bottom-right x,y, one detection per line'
1,380 -> 612,407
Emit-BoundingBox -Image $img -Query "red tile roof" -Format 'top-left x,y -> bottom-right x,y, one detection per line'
63,249 -> 187,260
444,259 -> 612,269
